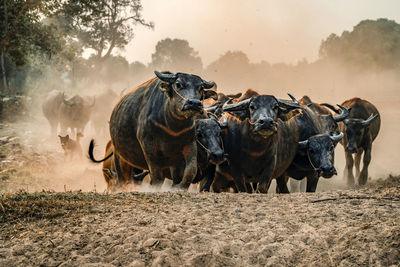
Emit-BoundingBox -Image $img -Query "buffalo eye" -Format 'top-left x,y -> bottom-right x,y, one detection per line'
249,105 -> 255,111
197,132 -> 203,139
273,104 -> 279,110
175,82 -> 183,89
309,148 -> 315,154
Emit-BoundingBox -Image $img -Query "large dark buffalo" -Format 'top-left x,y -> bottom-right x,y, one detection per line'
211,94 -> 301,193
42,90 -> 63,136
109,71 -> 217,188
325,98 -> 380,186
283,94 -> 348,192
59,94 -> 95,137
91,89 -> 119,137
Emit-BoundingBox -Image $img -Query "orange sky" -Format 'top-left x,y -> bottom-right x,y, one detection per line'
119,0 -> 400,66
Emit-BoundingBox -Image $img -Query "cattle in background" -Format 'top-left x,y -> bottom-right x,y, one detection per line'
108,71 -> 217,188
59,94 -> 95,138
42,90 -> 63,136
211,94 -> 301,193
91,89 -> 119,138
325,98 -> 380,186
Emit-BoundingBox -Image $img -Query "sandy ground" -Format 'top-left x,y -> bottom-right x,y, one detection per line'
1,185 -> 399,267
0,116 -> 399,266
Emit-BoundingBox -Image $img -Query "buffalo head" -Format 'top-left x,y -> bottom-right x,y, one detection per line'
155,71 -> 217,118
222,95 -> 300,137
196,113 -> 227,165
298,132 -> 344,178
343,114 -> 379,153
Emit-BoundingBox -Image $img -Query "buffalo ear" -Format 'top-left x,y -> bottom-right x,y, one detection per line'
225,110 -> 249,121
159,82 -> 172,97
204,90 -> 218,100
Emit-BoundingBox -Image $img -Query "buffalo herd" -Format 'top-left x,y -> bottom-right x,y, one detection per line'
43,71 -> 381,193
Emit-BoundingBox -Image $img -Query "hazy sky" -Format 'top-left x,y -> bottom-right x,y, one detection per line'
120,0 -> 400,66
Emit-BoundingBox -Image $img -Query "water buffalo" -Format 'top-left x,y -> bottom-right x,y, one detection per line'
59,94 -> 95,137
211,94 -> 301,193
91,89 -> 119,137
326,98 -> 380,186
283,95 -> 348,192
109,71 -> 217,188
191,113 -> 228,191
89,140 -> 147,192
42,90 -> 63,136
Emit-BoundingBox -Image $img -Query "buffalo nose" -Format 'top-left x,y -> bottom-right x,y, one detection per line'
187,99 -> 202,107
320,165 -> 336,177
210,151 -> 224,163
257,118 -> 273,125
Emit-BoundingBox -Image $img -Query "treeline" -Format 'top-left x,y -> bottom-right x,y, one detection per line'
1,0 -> 400,97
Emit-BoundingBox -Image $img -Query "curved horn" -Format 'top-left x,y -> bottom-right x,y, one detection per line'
226,93 -> 242,99
277,96 -> 301,109
330,132 -> 344,143
361,113 -> 379,127
287,93 -> 299,104
207,112 -> 219,121
298,140 -> 309,149
62,93 -> 73,106
223,98 -> 251,111
321,103 -> 340,114
333,104 -> 349,122
120,87 -> 127,97
84,96 -> 96,108
219,114 -> 228,128
205,105 -> 218,113
154,71 -> 177,83
203,80 -> 216,89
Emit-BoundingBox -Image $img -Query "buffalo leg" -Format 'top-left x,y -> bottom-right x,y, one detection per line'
354,149 -> 362,179
344,152 -> 355,186
180,143 -> 198,189
276,175 -> 289,194
171,165 -> 184,187
359,146 -> 371,186
306,174 -> 319,192
199,165 -> 216,192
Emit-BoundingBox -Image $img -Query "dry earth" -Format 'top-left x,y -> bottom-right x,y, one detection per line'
0,120 -> 399,266
1,181 -> 400,267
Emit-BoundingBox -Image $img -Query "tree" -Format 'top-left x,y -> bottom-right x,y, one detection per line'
319,18 -> 400,70
61,0 -> 153,63
0,0 -> 62,93
151,38 -> 203,73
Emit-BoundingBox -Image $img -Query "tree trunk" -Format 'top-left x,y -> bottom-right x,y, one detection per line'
0,50 -> 7,94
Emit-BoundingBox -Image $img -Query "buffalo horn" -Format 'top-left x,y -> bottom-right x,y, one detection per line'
277,96 -> 301,109
287,93 -> 299,104
333,104 -> 349,122
298,140 -> 309,149
219,114 -> 228,128
154,71 -> 177,83
84,96 -> 96,108
205,105 -> 218,113
361,113 -> 379,126
207,112 -> 219,122
203,81 -> 216,89
223,98 -> 252,111
330,132 -> 344,142
61,93 -> 73,106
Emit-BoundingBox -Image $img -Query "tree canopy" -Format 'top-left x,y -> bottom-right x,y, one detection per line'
319,18 -> 400,70
151,38 -> 203,73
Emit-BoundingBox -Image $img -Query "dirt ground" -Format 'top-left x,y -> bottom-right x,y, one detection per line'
0,119 -> 399,266
0,182 -> 399,267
